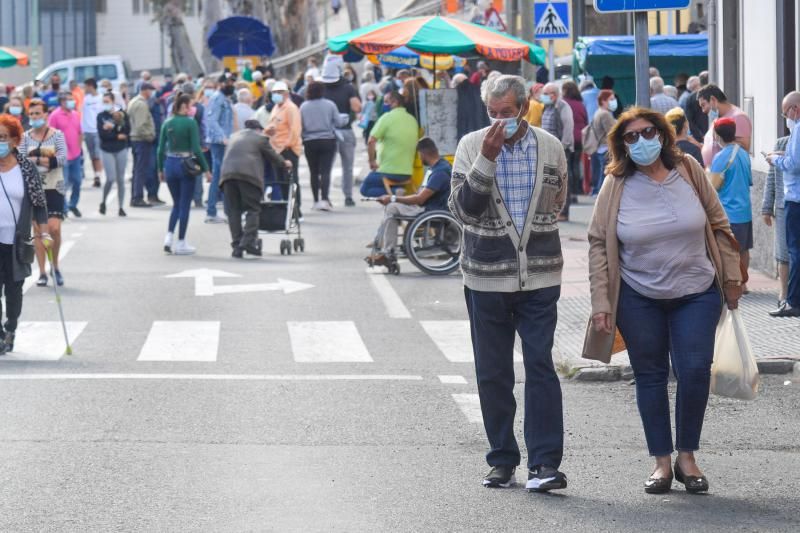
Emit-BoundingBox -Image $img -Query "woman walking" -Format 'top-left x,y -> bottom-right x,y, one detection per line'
156,94 -> 210,255
97,92 -> 131,216
584,107 -> 743,494
17,99 -> 66,288
300,82 -> 346,211
586,89 -> 617,195
0,115 -> 51,354
3,95 -> 29,130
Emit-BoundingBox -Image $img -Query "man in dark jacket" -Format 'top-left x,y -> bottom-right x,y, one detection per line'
219,120 -> 289,258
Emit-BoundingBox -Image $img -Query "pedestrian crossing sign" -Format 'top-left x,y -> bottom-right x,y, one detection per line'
535,1 -> 570,40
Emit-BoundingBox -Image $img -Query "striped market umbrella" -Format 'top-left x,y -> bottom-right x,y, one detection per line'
328,16 -> 546,65
0,47 -> 29,68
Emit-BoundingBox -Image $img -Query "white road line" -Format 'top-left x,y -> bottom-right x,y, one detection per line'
366,270 -> 411,319
420,320 -> 522,362
2,322 -> 88,361
0,374 -> 423,381
138,321 -> 220,362
288,321 -> 373,363
21,240 -> 76,295
438,375 -> 468,384
451,393 -> 484,424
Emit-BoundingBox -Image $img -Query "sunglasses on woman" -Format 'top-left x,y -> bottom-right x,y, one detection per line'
622,126 -> 659,145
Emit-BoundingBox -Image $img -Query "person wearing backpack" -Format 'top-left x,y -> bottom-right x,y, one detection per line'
582,90 -> 617,195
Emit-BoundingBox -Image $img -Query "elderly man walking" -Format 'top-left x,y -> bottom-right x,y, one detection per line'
649,76 -> 679,114
449,75 -> 569,492
220,120 -> 290,258
768,91 -> 800,317
540,82 -> 573,221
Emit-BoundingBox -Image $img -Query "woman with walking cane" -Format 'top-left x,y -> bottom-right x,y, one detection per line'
0,115 -> 51,354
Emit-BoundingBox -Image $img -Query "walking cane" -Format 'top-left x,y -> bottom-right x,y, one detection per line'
45,247 -> 72,356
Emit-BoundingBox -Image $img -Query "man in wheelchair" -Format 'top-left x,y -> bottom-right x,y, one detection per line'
366,137 -> 452,266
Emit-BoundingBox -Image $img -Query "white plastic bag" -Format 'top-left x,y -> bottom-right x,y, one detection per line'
711,308 -> 760,400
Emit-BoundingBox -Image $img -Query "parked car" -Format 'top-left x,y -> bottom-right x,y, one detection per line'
35,55 -> 132,90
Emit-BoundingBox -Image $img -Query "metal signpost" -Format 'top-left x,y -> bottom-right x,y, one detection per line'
593,0 -> 691,107
535,1 -> 570,82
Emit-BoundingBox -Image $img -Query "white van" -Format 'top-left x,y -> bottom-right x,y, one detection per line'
35,55 -> 133,90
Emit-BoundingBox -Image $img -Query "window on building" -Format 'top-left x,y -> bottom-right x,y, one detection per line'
95,0 -> 107,12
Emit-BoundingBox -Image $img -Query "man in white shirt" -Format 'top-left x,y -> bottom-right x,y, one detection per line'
81,78 -> 105,187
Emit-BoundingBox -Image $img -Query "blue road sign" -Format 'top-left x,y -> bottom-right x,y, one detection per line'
593,0 -> 691,12
535,1 -> 570,40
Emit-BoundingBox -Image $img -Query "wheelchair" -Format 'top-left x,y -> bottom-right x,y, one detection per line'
366,209 -> 463,276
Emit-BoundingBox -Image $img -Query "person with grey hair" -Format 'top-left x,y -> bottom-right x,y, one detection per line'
650,76 -> 679,114
233,88 -> 255,130
449,74 -> 569,492
663,85 -> 679,100
679,75 -> 701,109
540,82 -> 574,220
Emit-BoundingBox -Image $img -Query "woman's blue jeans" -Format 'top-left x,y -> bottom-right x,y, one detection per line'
165,156 -> 195,240
616,279 -> 722,456
591,151 -> 607,195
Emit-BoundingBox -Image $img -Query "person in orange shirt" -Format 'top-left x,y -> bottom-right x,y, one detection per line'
69,79 -> 85,116
265,81 -> 303,213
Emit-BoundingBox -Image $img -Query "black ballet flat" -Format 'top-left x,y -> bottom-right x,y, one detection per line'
674,459 -> 709,493
644,472 -> 673,494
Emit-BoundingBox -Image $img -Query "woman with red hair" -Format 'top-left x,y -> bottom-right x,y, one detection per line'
0,114 -> 51,355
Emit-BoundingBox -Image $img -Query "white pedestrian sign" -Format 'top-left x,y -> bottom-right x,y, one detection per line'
166,269 -> 314,297
535,1 -> 570,40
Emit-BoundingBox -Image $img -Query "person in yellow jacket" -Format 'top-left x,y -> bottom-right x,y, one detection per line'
524,83 -> 545,128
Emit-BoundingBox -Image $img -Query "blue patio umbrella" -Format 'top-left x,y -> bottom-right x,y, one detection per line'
207,16 -> 275,58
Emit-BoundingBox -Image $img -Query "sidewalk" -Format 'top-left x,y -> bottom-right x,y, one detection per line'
554,197 -> 800,380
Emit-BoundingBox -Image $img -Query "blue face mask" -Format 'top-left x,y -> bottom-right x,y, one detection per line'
626,135 -> 663,166
488,108 -> 523,139
0,142 -> 10,159
8,106 -> 22,116
708,106 -> 719,122
31,118 -> 46,129
539,94 -> 553,105
66,100 -> 76,110
204,89 -> 214,98
608,99 -> 618,112
271,93 -> 284,105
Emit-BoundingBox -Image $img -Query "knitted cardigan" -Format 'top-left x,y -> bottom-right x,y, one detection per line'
449,125 -> 568,292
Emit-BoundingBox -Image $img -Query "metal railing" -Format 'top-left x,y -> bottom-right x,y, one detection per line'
270,0 -> 442,72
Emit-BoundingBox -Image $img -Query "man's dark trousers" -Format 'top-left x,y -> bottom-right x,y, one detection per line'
146,140 -> 161,201
223,180 -> 262,250
464,285 -> 564,470
131,141 -> 155,203
279,149 -> 301,209
786,200 -> 800,308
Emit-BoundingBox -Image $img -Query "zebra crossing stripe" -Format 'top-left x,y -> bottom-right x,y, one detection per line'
288,321 -> 373,363
451,393 -> 484,424
4,321 -> 87,361
138,321 -> 220,362
421,321 -> 523,363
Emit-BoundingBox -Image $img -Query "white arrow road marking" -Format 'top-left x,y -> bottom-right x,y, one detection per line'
166,269 -> 313,296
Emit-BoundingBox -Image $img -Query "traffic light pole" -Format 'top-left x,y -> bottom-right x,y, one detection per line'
634,11 -> 650,107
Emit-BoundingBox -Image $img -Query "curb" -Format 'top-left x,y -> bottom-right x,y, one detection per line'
565,359 -> 799,382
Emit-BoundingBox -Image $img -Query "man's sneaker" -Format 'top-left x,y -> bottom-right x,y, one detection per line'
204,215 -> 227,224
148,197 -> 166,206
319,200 -> 332,212
526,465 -> 567,492
69,206 -> 82,218
344,197 -> 356,207
173,240 -> 196,255
93,176 -> 101,188
131,199 -> 152,208
483,465 -> 516,488
99,202 -> 106,215
163,232 -> 174,254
